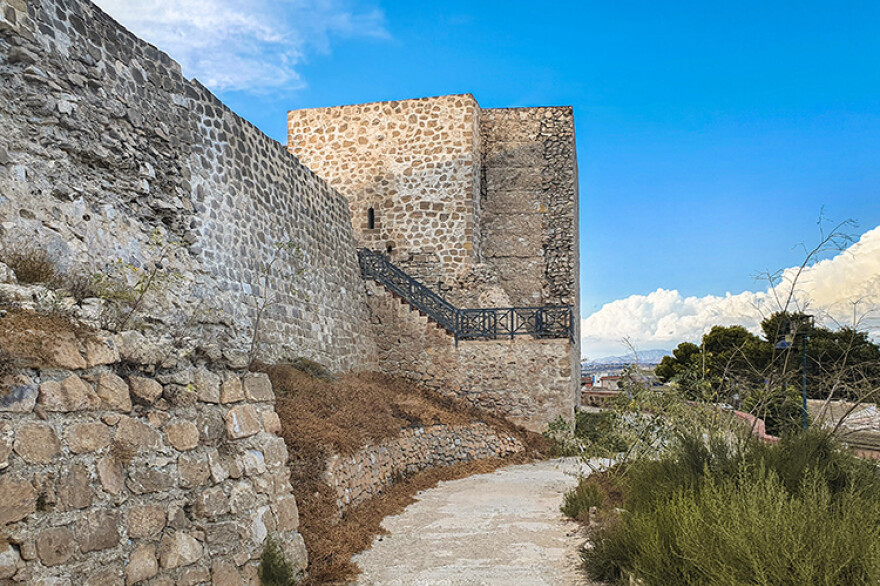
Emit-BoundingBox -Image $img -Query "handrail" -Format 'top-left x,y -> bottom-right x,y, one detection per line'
358,249 -> 574,342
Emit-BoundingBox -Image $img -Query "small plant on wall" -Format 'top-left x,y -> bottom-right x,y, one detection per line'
90,228 -> 184,331
248,240 -> 307,366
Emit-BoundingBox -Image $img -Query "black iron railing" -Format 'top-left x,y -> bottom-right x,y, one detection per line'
358,248 -> 574,342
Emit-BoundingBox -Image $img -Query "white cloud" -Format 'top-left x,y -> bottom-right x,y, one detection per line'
93,0 -> 388,91
582,225 -> 880,360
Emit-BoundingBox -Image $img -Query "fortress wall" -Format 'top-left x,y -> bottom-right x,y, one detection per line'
479,107 -> 580,308
0,0 -> 376,372
366,281 -> 575,431
287,95 -> 482,293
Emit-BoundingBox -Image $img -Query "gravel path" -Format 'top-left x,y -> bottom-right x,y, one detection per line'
352,458 -> 596,585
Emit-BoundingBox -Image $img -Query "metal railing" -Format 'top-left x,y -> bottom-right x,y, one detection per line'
358,248 -> 574,342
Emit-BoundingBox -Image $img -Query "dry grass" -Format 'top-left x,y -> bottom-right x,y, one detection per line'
257,362 -> 549,584
0,308 -> 96,369
0,240 -> 56,284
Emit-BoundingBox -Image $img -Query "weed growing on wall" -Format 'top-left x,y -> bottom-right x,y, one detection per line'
90,229 -> 184,331
0,238 -> 56,284
248,241 -> 306,366
259,535 -> 301,585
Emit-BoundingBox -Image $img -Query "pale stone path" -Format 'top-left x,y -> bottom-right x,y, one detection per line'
352,458 -> 595,586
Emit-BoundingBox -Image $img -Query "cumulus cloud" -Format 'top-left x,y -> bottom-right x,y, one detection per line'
93,0 -> 388,91
582,225 -> 880,360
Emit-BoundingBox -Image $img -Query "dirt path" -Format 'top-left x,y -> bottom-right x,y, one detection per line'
351,458 -> 595,585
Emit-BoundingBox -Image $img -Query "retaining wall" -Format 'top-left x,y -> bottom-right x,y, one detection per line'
0,324 -> 306,584
366,281 -> 576,432
323,422 -> 524,514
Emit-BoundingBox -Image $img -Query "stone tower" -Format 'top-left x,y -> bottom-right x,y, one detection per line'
287,94 -> 579,312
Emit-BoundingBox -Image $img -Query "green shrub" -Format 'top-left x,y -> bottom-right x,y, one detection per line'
561,477 -> 605,521
742,385 -> 805,436
259,536 -> 301,586
582,429 -> 880,585
582,515 -> 632,583
574,411 -> 629,456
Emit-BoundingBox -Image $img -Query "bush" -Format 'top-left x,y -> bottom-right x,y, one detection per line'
259,536 -> 300,586
0,240 -> 55,284
574,411 -> 629,456
561,477 -> 605,522
582,429 -> 880,585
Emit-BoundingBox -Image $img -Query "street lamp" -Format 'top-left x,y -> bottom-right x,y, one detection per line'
774,315 -> 813,430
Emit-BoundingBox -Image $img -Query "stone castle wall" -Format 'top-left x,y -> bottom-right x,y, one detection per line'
287,95 -> 482,293
366,281 -> 576,431
0,0 -> 377,372
0,329 -> 306,584
287,96 -> 580,314
323,422 -> 523,514
480,107 -> 580,308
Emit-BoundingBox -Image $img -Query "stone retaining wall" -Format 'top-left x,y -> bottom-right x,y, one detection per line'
0,328 -> 307,584
323,422 -> 524,514
366,280 -> 576,432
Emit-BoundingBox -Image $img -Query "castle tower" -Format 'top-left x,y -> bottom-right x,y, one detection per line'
287,94 -> 579,312
288,95 -> 581,430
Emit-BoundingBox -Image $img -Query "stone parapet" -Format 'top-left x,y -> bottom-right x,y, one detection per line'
323,422 -> 524,514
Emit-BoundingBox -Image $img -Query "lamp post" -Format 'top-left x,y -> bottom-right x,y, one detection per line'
774,314 -> 813,430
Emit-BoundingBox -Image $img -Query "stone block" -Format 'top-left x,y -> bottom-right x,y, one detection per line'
44,334 -> 87,370
35,527 -> 74,567
261,410 -> 282,435
224,405 -> 261,439
126,466 -> 174,495
274,495 -> 299,532
205,521 -> 243,551
125,543 -> 158,585
67,422 -> 112,453
76,509 -> 121,553
210,560 -> 242,586
0,541 -> 20,580
94,372 -> 132,412
97,455 -> 125,495
128,376 -> 163,405
193,368 -> 221,404
84,337 -> 120,367
158,531 -> 203,569
115,416 -> 160,450
179,566 -> 211,586
0,380 -> 37,412
219,376 -> 244,404
39,375 -> 101,411
13,422 -> 60,464
242,374 -> 273,402
56,462 -> 93,511
165,421 -> 200,451
179,452 -> 211,488
126,504 -> 166,539
194,486 -> 230,519
263,436 -> 288,469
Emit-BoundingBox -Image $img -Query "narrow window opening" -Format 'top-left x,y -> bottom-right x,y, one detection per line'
367,207 -> 375,230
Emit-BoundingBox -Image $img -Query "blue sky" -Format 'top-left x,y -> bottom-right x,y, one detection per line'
98,0 -> 880,358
